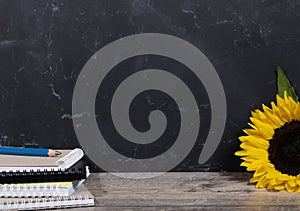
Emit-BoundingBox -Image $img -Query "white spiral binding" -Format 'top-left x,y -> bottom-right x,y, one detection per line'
0,182 -> 77,197
0,194 -> 93,210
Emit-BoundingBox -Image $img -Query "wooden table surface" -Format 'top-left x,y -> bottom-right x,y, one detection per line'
71,172 -> 300,210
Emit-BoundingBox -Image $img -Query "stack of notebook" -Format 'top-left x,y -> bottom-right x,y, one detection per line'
0,148 -> 94,210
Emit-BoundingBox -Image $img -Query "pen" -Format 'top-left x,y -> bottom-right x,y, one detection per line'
0,146 -> 61,157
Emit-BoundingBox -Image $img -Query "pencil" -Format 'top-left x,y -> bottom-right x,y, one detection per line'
0,146 -> 61,157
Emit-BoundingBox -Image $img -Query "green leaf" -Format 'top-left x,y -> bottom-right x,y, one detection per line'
277,66 -> 298,102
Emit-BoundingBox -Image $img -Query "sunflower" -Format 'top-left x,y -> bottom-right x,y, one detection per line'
235,91 -> 300,192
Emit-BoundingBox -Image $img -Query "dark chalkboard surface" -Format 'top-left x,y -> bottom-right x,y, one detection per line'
0,0 -> 300,172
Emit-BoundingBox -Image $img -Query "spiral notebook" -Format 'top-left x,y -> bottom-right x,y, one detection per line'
0,180 -> 84,197
0,148 -> 84,172
0,159 -> 87,184
0,165 -> 90,197
0,184 -> 94,210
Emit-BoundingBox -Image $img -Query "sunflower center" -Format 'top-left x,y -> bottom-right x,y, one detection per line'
268,120 -> 300,176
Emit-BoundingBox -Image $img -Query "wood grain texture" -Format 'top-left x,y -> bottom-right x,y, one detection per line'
77,172 -> 300,210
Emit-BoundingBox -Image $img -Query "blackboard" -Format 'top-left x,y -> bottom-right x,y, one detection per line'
0,0 -> 300,172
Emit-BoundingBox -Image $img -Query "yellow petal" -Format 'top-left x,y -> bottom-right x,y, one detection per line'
273,184 -> 285,191
285,182 -> 296,192
245,160 -> 266,171
256,176 -> 269,188
265,169 -> 280,179
263,109 -> 284,128
294,104 -> 300,120
250,117 -> 274,139
253,165 -> 267,177
288,179 -> 297,188
276,94 -> 286,108
239,136 -> 269,149
276,173 -> 292,181
243,129 -> 264,138
295,186 -> 300,192
235,150 -> 248,156
246,148 -> 268,158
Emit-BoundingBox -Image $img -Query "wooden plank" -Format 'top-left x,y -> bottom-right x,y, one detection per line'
83,172 -> 300,208
59,206 -> 300,211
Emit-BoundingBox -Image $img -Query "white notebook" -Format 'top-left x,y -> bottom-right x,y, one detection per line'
0,184 -> 94,210
0,180 -> 84,197
0,148 -> 84,172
